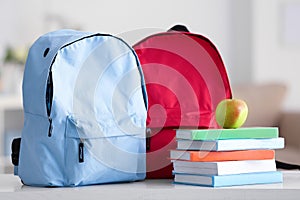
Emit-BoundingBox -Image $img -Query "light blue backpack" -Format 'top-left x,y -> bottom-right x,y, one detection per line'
12,29 -> 148,186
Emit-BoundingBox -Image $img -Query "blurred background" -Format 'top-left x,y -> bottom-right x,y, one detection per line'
0,0 -> 299,172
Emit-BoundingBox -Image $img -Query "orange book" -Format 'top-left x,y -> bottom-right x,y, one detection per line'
170,149 -> 275,162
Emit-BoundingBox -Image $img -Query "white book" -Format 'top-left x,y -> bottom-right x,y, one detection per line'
172,159 -> 276,175
176,137 -> 284,151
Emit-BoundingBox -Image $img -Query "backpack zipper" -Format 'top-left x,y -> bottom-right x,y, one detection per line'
46,70 -> 53,137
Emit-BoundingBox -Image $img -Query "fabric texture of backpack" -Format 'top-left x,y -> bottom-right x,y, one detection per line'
13,29 -> 148,186
133,25 -> 232,178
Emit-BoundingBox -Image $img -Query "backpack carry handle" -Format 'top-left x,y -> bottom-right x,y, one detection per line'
168,24 -> 190,32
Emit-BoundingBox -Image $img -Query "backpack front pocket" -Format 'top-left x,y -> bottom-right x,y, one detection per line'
64,116 -> 146,186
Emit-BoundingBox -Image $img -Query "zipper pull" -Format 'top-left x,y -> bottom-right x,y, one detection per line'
146,128 -> 151,151
48,118 -> 52,137
78,141 -> 84,163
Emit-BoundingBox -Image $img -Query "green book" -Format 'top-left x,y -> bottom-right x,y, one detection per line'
176,127 -> 279,140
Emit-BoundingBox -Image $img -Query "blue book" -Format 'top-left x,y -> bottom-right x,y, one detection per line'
176,137 -> 284,151
174,171 -> 283,187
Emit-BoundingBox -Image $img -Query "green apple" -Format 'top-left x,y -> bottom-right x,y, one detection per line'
215,99 -> 248,129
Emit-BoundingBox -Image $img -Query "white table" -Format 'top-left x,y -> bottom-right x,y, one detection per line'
0,171 -> 300,200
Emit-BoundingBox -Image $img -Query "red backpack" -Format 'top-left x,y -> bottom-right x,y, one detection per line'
133,25 -> 232,178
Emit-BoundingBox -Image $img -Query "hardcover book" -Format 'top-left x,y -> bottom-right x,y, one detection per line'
174,171 -> 283,187
176,127 -> 279,140
176,137 -> 284,151
172,159 -> 276,175
170,149 -> 275,162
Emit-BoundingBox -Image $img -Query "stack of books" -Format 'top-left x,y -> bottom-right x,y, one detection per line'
170,127 -> 284,187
